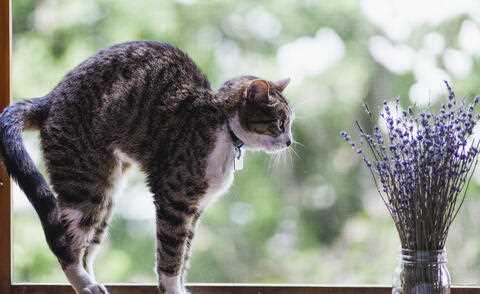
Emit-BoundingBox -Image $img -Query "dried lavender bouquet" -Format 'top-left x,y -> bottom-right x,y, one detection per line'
341,82 -> 479,252
342,82 -> 480,293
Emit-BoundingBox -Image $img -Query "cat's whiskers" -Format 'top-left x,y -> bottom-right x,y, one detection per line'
289,146 -> 301,159
281,148 -> 294,166
267,148 -> 291,172
284,148 -> 293,166
292,139 -> 305,148
276,151 -> 286,167
267,152 -> 280,172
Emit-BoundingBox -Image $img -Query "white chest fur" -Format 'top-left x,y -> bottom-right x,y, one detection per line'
199,125 -> 236,211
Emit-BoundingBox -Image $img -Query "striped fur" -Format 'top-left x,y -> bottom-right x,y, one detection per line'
0,41 -> 292,294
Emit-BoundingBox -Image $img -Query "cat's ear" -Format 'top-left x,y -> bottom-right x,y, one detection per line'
274,78 -> 290,92
245,79 -> 270,103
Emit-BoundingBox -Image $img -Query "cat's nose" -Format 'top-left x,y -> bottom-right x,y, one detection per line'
286,139 -> 292,147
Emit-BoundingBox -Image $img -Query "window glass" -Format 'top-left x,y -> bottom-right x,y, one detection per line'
13,0 -> 480,285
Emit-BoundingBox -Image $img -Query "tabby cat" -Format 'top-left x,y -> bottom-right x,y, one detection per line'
0,41 -> 293,294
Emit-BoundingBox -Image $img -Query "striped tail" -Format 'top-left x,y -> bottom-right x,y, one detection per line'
0,97 -> 57,227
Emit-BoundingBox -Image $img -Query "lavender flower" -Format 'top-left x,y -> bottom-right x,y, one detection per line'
342,81 -> 480,250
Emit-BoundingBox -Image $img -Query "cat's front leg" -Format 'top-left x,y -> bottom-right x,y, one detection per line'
181,212 -> 201,285
154,196 -> 197,294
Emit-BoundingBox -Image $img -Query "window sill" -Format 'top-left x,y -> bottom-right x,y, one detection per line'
10,283 -> 480,294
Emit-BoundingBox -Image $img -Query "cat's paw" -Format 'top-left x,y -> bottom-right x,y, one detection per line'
80,284 -> 109,294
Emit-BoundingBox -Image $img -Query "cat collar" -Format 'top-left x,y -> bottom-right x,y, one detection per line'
227,124 -> 244,160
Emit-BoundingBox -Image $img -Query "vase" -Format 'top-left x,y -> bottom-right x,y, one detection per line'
392,248 -> 451,294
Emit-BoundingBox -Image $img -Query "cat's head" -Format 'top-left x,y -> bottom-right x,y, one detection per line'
220,76 -> 293,153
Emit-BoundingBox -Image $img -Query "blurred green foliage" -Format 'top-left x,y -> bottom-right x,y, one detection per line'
12,0 -> 480,285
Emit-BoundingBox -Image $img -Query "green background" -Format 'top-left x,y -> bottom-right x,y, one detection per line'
12,0 -> 480,285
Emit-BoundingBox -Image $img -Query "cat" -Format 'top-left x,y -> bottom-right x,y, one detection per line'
0,41 -> 293,294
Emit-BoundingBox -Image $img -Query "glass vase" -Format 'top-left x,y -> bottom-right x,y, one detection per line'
392,248 -> 451,294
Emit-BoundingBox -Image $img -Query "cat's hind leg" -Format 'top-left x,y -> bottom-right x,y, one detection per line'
42,146 -> 121,293
82,200 -> 113,281
58,160 -> 127,293
59,200 -> 116,294
82,161 -> 127,280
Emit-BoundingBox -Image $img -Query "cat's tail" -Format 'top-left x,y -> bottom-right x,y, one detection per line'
0,96 -> 57,223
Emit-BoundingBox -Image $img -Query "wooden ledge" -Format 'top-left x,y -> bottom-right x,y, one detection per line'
10,284 -> 480,294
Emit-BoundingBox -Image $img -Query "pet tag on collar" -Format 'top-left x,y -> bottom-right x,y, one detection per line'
234,146 -> 244,171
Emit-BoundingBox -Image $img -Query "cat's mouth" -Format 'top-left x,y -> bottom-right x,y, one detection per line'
242,139 -> 289,153
262,140 -> 291,153
265,147 -> 288,154
230,122 -> 292,154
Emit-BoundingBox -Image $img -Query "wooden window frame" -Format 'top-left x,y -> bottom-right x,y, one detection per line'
0,1 -> 478,293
